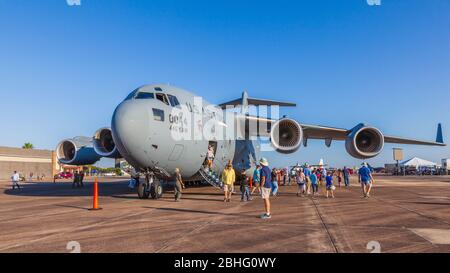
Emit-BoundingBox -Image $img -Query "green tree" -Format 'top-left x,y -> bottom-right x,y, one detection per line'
22,143 -> 34,149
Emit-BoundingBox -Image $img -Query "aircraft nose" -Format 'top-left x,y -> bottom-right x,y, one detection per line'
111,100 -> 149,161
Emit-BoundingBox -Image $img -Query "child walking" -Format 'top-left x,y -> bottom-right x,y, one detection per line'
326,172 -> 335,198
240,169 -> 251,202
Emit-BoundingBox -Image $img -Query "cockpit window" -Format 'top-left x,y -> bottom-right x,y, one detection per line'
135,92 -> 155,99
154,87 -> 163,91
124,90 -> 138,101
156,93 -> 169,105
152,108 -> 165,122
167,94 -> 180,107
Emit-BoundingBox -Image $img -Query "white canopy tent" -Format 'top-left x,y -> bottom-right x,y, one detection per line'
401,157 -> 437,168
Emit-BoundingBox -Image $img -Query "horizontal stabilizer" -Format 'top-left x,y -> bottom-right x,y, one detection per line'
219,91 -> 296,110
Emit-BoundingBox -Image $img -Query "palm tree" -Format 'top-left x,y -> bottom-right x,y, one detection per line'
22,143 -> 34,149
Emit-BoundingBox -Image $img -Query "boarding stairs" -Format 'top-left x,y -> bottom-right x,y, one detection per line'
199,165 -> 223,190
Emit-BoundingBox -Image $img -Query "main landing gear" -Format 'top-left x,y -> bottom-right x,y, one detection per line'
137,173 -> 164,200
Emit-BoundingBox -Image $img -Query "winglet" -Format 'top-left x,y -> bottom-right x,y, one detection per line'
436,123 -> 444,144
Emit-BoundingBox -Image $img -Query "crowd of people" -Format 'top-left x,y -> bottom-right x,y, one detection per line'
210,160 -> 374,219
9,156 -> 375,220
153,157 -> 375,221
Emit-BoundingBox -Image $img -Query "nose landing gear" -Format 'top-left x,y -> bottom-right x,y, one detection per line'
137,173 -> 164,199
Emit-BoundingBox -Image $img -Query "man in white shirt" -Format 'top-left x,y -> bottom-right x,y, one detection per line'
11,171 -> 21,190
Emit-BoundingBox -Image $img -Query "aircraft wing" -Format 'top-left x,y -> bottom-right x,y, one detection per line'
301,124 -> 348,141
383,135 -> 446,146
240,115 -> 445,147
301,124 -> 446,146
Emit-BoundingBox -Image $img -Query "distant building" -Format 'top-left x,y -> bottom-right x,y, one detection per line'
0,146 -> 59,180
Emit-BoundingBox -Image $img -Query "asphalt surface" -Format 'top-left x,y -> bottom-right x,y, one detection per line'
1,175 -> 450,253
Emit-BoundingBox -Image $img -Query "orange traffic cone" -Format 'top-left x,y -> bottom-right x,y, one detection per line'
89,178 -> 102,211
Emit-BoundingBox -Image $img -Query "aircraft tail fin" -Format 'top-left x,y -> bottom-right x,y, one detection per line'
436,123 -> 444,144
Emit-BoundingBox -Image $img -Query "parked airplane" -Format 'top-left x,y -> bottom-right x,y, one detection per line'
56,84 -> 445,199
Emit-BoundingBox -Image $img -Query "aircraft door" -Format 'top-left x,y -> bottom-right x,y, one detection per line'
168,144 -> 184,161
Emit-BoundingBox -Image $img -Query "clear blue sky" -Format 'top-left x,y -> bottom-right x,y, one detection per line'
0,0 -> 449,168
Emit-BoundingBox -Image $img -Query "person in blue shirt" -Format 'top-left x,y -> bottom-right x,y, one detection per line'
326,172 -> 335,198
251,165 -> 261,196
259,158 -> 272,219
271,168 -> 279,196
303,164 -> 312,195
359,162 -> 375,198
310,171 -> 318,196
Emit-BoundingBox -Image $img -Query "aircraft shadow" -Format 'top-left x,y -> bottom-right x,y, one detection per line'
3,181 -> 134,198
54,204 -> 91,211
408,202 -> 450,206
143,206 -> 256,218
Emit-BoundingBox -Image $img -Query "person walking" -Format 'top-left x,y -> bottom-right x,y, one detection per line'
240,169 -> 251,202
315,169 -> 322,195
221,161 -> 236,202
310,171 -> 319,196
271,168 -> 279,196
321,168 -> 327,191
336,169 -> 342,188
251,165 -> 261,196
343,166 -> 350,187
174,168 -> 184,202
11,171 -> 21,190
259,158 -> 272,219
359,162 -> 374,198
296,169 -> 306,197
304,164 -> 312,195
79,171 -> 85,188
72,171 -> 80,188
326,172 -> 335,198
206,145 -> 215,170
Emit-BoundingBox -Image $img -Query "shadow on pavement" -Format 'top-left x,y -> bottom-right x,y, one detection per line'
409,202 -> 450,206
143,206 -> 256,218
3,180 -> 134,198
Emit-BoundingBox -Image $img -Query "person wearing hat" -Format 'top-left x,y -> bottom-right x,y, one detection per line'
259,158 -> 272,219
221,161 -> 236,202
174,168 -> 184,202
359,162 -> 374,198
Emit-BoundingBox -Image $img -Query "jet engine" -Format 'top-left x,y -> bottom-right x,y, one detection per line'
93,127 -> 121,158
345,124 -> 385,159
270,118 -> 303,154
56,136 -> 102,165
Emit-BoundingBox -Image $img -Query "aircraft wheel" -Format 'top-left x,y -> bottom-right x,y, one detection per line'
137,181 -> 150,199
150,179 -> 163,199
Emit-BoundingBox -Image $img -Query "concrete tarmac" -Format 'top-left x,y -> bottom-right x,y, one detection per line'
1,175 -> 450,253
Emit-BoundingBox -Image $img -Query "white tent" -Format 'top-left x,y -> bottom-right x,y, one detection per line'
401,157 -> 437,168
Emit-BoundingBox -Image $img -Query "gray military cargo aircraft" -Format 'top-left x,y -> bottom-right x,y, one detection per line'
56,84 -> 445,199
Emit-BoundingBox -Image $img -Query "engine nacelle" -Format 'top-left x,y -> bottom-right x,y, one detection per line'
56,136 -> 102,165
345,124 -> 385,159
93,127 -> 121,158
270,118 -> 303,154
